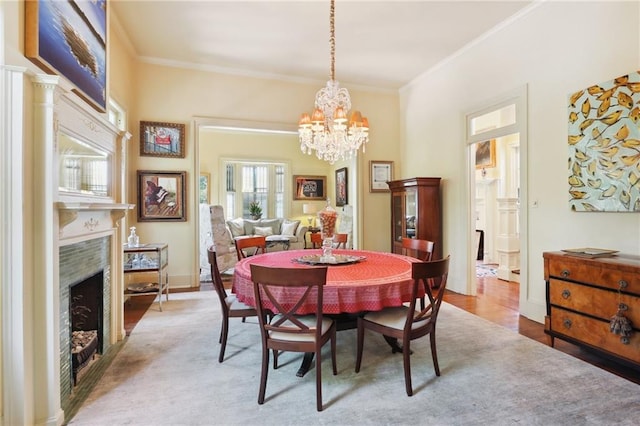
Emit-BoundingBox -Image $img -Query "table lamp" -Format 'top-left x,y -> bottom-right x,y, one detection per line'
302,203 -> 317,227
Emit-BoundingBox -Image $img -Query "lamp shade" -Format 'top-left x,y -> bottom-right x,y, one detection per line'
302,203 -> 317,215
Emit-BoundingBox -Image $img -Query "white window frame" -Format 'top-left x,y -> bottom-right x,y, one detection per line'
222,158 -> 289,219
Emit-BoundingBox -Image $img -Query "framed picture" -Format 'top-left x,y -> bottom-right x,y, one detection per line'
475,139 -> 496,169
140,121 -> 186,158
335,167 -> 348,206
137,170 -> 187,222
370,161 -> 394,192
293,175 -> 326,200
199,172 -> 210,204
25,0 -> 108,112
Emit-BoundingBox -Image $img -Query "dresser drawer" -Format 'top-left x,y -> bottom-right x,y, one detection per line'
550,307 -> 640,364
547,257 -> 640,294
549,279 -> 640,327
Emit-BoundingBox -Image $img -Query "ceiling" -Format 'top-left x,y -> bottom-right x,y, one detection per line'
110,1 -> 533,91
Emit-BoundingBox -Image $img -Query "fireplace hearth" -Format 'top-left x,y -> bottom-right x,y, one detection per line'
69,270 -> 104,385
59,237 -> 112,409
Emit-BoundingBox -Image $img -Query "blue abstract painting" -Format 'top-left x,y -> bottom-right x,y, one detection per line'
26,0 -> 107,112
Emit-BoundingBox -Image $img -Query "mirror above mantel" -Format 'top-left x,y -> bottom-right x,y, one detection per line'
58,132 -> 111,198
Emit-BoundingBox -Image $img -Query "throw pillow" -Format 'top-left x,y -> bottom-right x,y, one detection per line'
226,218 -> 245,238
243,219 -> 260,236
260,218 -> 282,236
254,226 -> 274,236
281,220 -> 300,236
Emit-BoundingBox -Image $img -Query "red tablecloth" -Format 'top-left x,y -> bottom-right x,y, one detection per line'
232,249 -> 420,314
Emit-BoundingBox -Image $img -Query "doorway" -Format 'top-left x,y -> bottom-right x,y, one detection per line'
192,117 -> 362,284
466,86 -> 528,314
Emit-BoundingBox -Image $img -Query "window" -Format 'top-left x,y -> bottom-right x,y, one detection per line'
242,164 -> 268,216
107,99 -> 126,131
470,103 -> 515,137
223,160 -> 288,219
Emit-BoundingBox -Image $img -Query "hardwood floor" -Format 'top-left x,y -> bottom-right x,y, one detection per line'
124,273 -> 640,385
450,270 -> 640,385
124,294 -> 156,336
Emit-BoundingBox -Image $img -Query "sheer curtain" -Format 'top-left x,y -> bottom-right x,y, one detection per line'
199,204 -> 214,281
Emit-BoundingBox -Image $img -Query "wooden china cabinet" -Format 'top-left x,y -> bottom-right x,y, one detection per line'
388,177 -> 442,259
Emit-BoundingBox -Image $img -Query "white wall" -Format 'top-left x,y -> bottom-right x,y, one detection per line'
400,1 -> 640,322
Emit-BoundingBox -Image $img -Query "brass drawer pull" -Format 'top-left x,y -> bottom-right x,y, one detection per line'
561,289 -> 571,299
563,318 -> 572,329
561,269 -> 570,278
619,280 -> 628,289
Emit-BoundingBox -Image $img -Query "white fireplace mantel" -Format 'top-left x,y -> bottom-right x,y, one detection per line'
23,74 -> 132,425
57,202 -> 134,231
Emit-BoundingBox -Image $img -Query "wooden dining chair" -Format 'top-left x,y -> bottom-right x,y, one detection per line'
333,233 -> 348,249
402,237 -> 435,308
208,247 -> 258,363
235,235 -> 267,259
250,264 -> 337,412
401,237 -> 434,262
355,256 -> 450,397
310,232 -> 322,248
310,232 -> 348,249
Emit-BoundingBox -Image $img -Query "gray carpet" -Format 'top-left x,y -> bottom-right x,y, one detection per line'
68,291 -> 639,425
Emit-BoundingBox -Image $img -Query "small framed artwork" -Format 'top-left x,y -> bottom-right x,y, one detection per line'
293,175 -> 327,200
370,161 -> 393,192
199,172 -> 210,204
140,121 -> 186,158
25,0 -> 108,112
137,170 -> 187,222
475,139 -> 496,169
335,167 -> 348,206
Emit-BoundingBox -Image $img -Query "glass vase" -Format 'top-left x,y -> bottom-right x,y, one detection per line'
317,199 -> 338,262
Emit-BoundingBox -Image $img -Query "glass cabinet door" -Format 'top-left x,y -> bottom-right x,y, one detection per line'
405,188 -> 417,239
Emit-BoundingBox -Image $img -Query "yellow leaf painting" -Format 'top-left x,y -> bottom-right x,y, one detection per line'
568,70 -> 640,211
617,92 -> 633,109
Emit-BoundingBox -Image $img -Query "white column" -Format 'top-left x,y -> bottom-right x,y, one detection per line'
496,197 -> 520,282
113,131 -> 132,341
475,177 -> 497,263
1,65 -> 32,426
32,74 -> 65,426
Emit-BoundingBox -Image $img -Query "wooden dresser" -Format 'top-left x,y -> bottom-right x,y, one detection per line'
543,251 -> 640,369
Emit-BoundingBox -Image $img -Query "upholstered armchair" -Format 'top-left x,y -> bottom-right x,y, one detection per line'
210,205 -> 238,274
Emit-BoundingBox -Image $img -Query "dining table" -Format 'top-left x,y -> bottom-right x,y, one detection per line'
232,248 -> 422,376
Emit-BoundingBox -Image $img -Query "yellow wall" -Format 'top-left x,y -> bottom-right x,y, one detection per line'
108,19 -> 137,118
2,0 -> 399,289
127,62 -> 399,288
199,129 -> 331,220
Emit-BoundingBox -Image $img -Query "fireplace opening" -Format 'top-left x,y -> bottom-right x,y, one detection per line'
69,271 -> 104,385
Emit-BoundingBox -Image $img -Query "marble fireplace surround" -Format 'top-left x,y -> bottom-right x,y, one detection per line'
30,75 -> 133,424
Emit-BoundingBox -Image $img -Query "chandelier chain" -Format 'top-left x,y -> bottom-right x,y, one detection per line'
330,0 -> 335,81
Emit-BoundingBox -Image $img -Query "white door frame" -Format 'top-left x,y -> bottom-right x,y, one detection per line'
465,86 -> 528,312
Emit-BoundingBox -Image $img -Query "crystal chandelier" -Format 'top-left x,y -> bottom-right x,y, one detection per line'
298,0 -> 369,165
